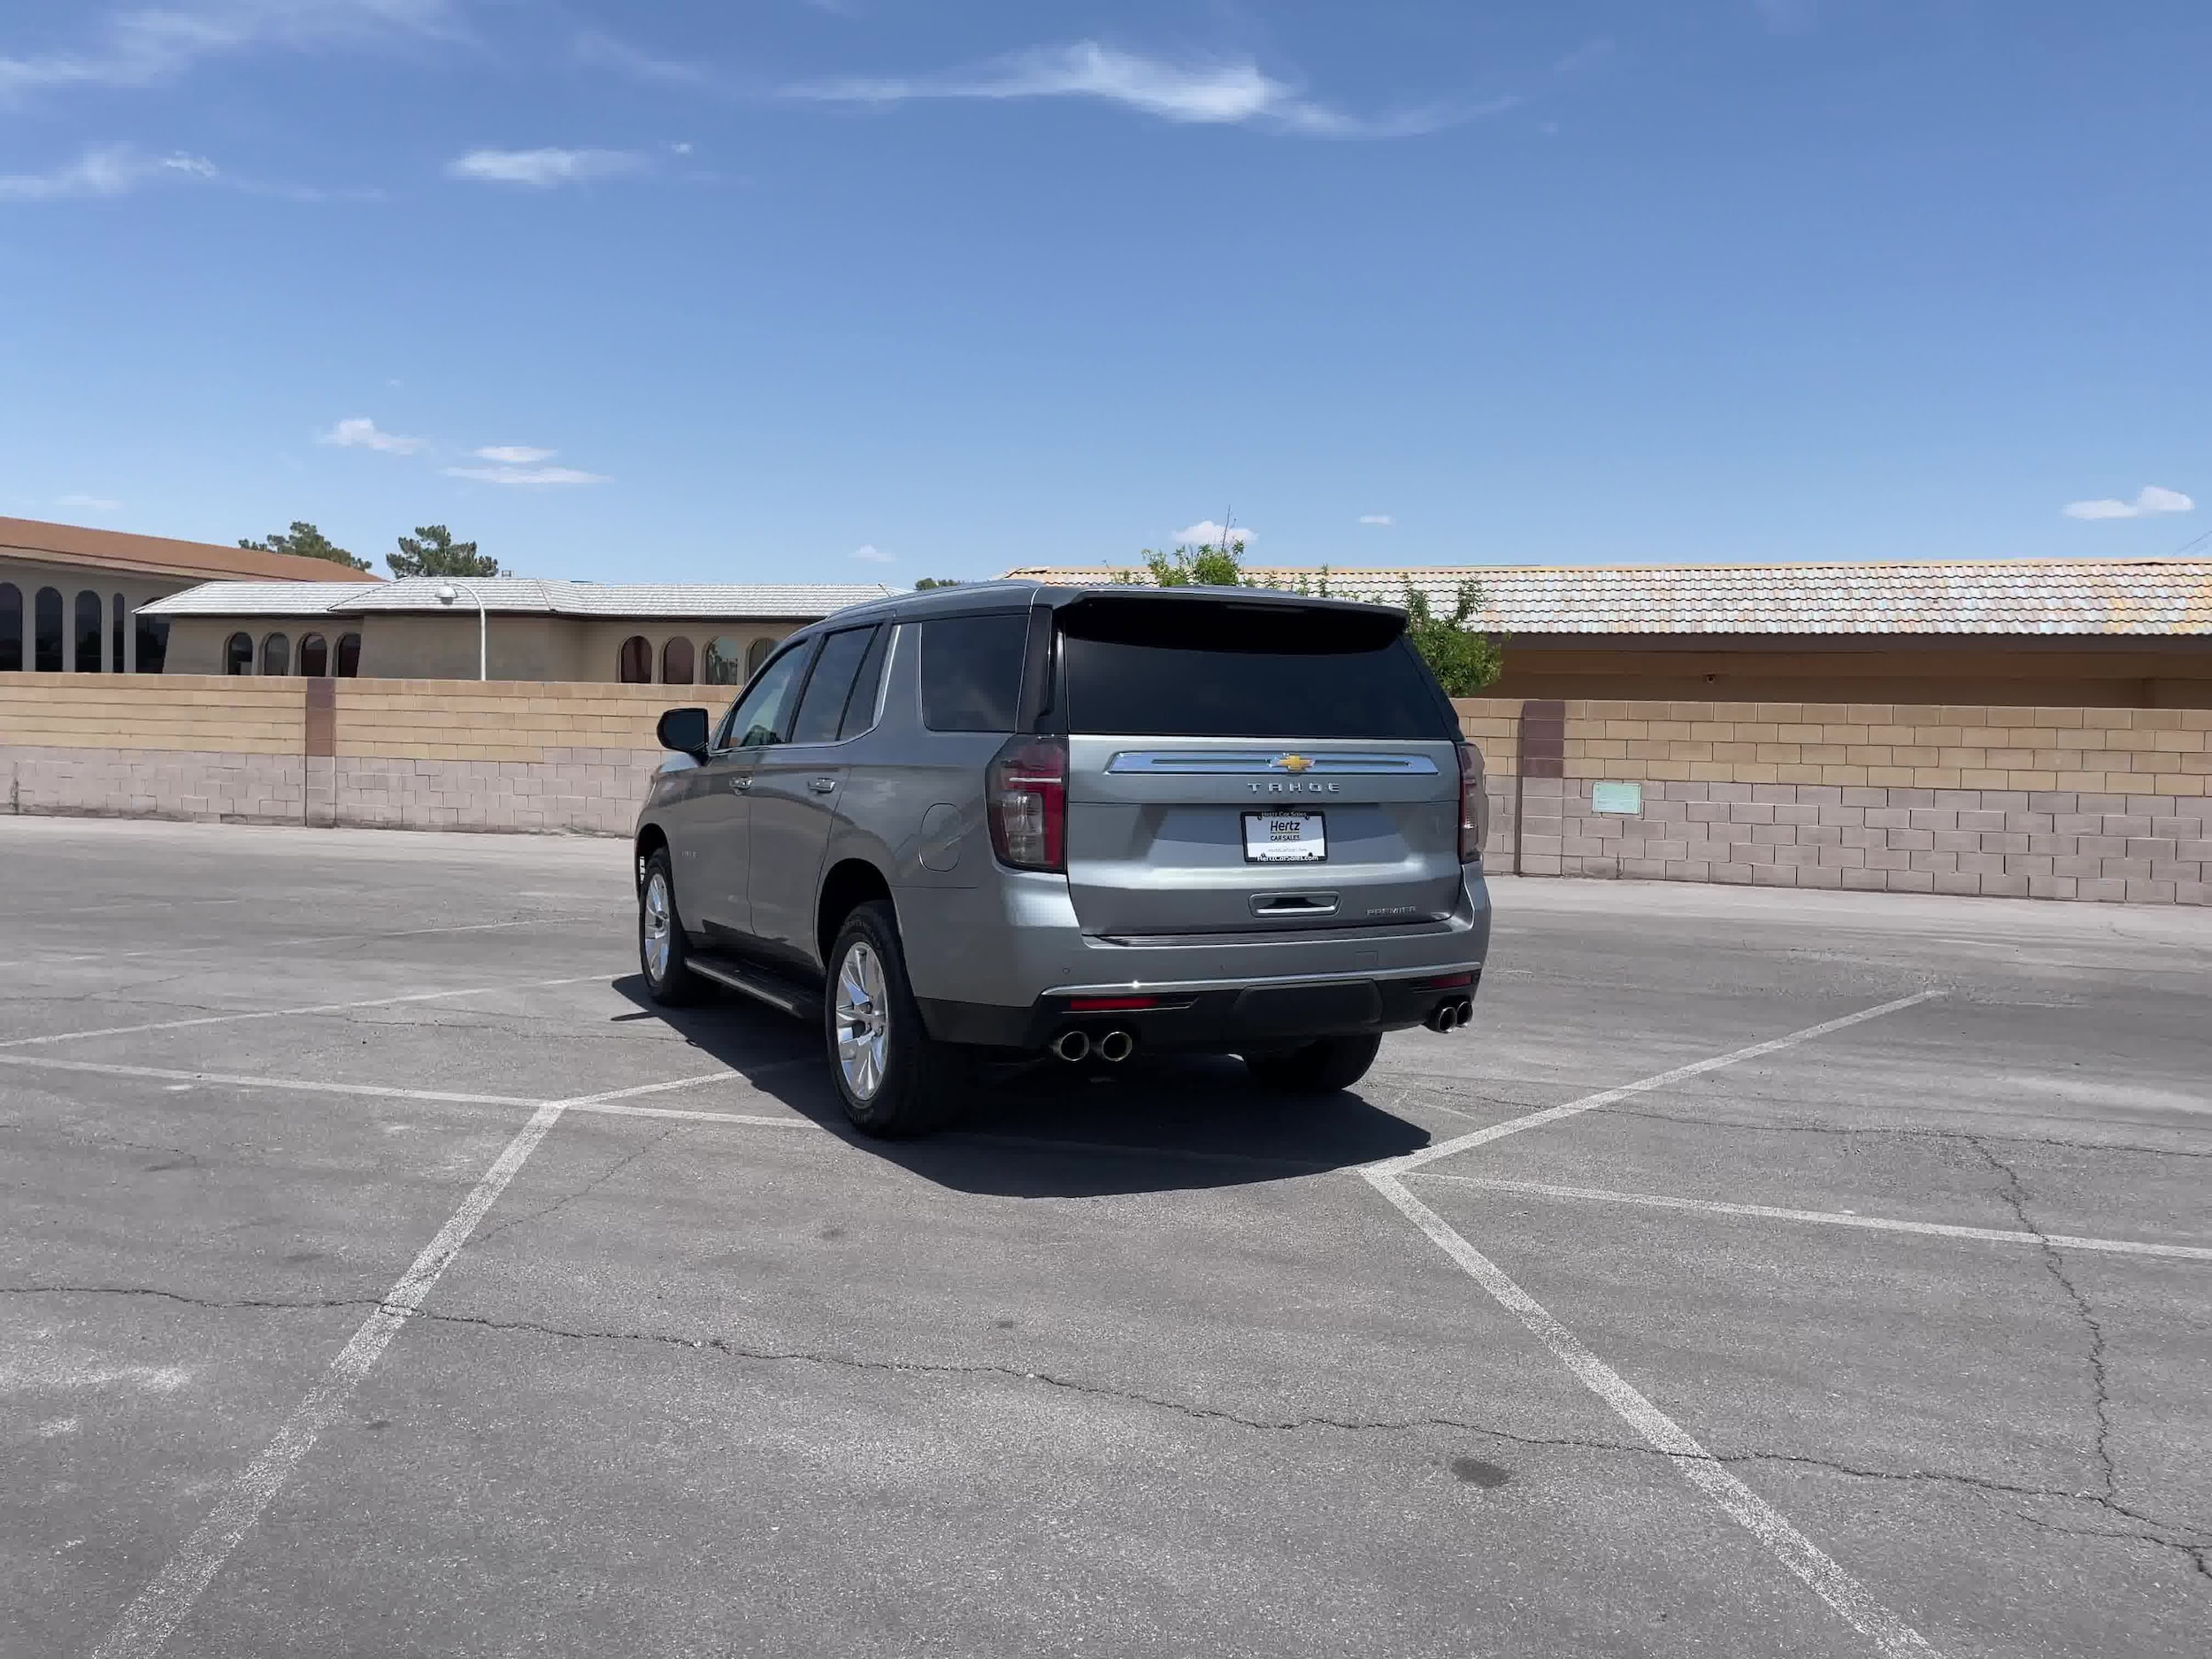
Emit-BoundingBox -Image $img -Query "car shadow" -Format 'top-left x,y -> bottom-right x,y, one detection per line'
610,975 -> 1433,1199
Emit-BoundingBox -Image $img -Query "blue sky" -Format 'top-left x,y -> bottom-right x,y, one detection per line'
2,1 -> 2207,583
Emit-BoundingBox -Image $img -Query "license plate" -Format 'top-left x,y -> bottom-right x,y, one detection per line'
1243,810 -> 1326,863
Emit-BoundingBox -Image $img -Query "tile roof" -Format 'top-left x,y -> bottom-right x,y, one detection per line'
2,515 -> 382,585
140,578 -> 893,620
1001,559 -> 2212,636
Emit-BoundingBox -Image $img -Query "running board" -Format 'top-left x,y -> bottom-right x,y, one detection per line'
688,954 -> 824,1023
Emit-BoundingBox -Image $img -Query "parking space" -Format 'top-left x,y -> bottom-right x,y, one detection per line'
4,817 -> 2208,1658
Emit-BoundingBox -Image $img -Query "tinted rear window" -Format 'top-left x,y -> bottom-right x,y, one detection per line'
1059,600 -> 1448,739
920,613 -> 1028,732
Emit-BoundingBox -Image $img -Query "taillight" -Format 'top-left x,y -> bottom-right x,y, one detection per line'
987,734 -> 1067,872
1456,741 -> 1487,862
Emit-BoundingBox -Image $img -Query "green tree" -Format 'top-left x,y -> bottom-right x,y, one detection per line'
1401,581 -> 1506,696
388,525 -> 504,580
913,577 -> 963,590
239,521 -> 370,572
1124,537 -> 1504,695
1141,541 -> 1251,587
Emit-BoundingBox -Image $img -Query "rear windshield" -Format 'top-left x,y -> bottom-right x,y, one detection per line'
1056,598 -> 1450,740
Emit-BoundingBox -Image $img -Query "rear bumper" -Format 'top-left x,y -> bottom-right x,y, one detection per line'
911,866 -> 1491,1052
919,966 -> 1480,1052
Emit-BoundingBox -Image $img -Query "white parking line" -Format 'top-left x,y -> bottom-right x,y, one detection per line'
86,1069 -> 740,1659
1409,1172 -> 2212,1262
0,973 -> 615,1051
0,912 -> 617,972
1379,990 -> 1942,1174
0,1052 -> 538,1109
1366,1169 -> 1941,1657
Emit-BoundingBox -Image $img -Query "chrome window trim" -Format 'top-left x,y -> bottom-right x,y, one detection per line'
1104,750 -> 1440,776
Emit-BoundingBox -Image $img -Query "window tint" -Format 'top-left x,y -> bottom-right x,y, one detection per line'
75,590 -> 102,672
35,588 -> 63,672
726,643 -> 814,748
299,633 -> 329,677
1061,634 -> 1448,740
261,632 -> 290,675
840,621 -> 892,738
135,616 -> 169,674
224,630 -> 253,675
618,635 -> 651,683
787,626 -> 876,746
920,613 -> 1027,733
0,583 -> 19,672
662,637 -> 695,685
334,632 -> 360,677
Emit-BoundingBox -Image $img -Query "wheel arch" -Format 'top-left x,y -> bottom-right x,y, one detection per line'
817,857 -> 895,969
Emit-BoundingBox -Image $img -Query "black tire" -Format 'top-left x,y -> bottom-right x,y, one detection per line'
1242,1033 -> 1383,1095
824,899 -> 971,1138
639,848 -> 704,1006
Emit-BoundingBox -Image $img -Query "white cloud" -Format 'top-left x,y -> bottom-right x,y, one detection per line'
574,30 -> 714,89
57,493 -> 122,511
320,416 -> 424,454
789,42 -> 1501,140
472,444 -> 555,465
444,465 -> 609,486
850,544 -> 895,563
446,147 -> 647,188
2062,485 -> 2193,521
0,143 -> 219,201
1177,520 -> 1253,548
1358,513 -> 1394,526
0,1 -> 458,103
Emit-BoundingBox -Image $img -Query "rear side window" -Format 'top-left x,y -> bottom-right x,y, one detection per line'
1058,600 -> 1449,740
840,623 -> 892,738
920,614 -> 1027,733
787,626 -> 877,745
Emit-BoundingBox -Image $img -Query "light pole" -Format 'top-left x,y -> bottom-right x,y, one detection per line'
434,580 -> 488,680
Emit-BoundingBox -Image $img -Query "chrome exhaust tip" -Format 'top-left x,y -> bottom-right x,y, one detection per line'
1424,1001 -> 1463,1034
1051,1028 -> 1092,1063
1454,996 -> 1475,1026
1096,1029 -> 1135,1064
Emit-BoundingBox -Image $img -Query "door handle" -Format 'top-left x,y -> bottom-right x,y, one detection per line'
730,776 -> 752,793
808,778 -> 838,794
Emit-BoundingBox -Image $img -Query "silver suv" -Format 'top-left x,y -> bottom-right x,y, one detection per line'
634,581 -> 1491,1136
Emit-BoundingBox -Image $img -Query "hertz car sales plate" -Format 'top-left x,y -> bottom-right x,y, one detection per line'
1243,810 -> 1327,863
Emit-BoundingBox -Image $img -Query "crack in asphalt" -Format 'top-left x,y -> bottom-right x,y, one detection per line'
1594,1102 -> 2212,1162
1967,1136 -> 2122,1508
5,1280 -> 2208,1577
465,1128 -> 680,1249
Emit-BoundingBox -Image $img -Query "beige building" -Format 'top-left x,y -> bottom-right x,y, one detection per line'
138,577 -> 895,683
1,515 -> 371,675
1008,557 -> 2212,709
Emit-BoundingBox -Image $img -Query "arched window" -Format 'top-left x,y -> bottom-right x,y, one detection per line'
74,590 -> 103,672
617,634 -> 652,683
261,633 -> 291,675
111,595 -> 125,672
661,636 -> 695,685
225,631 -> 254,675
298,633 -> 329,677
334,633 -> 361,677
703,636 -> 746,685
0,583 -> 20,672
747,635 -> 778,677
35,588 -> 65,672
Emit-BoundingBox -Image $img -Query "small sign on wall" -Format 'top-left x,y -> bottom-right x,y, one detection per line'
1590,781 -> 1643,816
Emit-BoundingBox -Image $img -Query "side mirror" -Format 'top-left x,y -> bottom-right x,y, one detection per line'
657,707 -> 710,758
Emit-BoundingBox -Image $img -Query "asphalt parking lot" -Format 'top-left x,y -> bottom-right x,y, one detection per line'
4,817 -> 2208,1659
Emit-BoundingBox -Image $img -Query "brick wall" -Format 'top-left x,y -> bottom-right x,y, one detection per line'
4,676 -> 2207,904
1454,697 -> 2211,905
